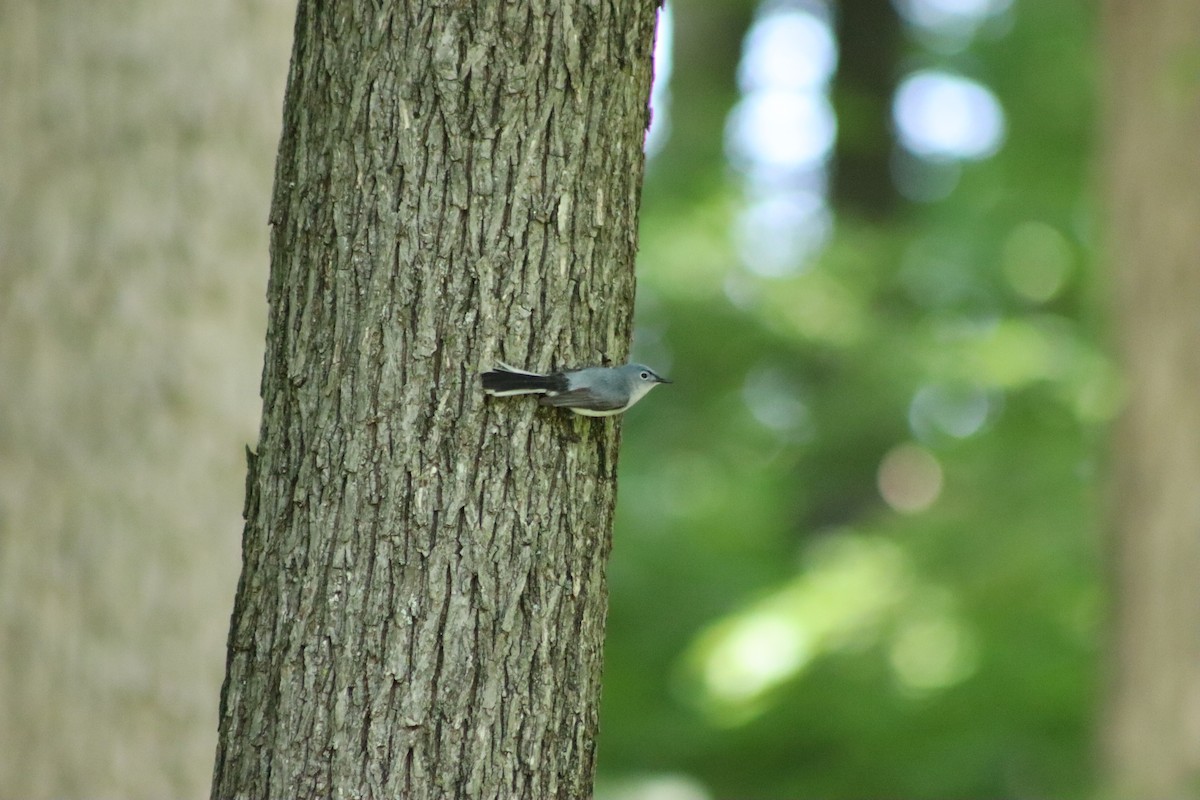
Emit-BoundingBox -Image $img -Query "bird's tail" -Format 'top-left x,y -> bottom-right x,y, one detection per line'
481,362 -> 561,396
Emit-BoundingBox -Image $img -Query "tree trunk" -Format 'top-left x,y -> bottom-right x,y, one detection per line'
831,0 -> 902,219
650,0 -> 752,202
209,3 -> 658,798
0,2 -> 290,797
1102,0 -> 1200,797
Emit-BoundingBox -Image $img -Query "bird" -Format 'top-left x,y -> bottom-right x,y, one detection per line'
481,361 -> 671,416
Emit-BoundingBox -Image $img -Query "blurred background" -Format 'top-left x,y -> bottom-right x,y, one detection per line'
2,0 -> 1196,798
607,2 -> 1106,798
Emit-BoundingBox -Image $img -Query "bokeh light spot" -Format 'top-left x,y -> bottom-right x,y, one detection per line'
599,773 -> 712,800
645,4 -> 674,157
894,0 -> 1012,30
893,70 -> 1005,160
739,7 -> 837,92
878,443 -> 944,513
728,89 -> 837,172
687,536 -> 910,722
889,596 -> 979,692
1001,221 -> 1074,303
909,384 -> 993,441
702,613 -> 811,704
891,146 -> 962,202
735,192 -> 832,277
741,364 -> 814,440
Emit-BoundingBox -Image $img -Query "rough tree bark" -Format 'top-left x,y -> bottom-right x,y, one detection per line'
210,2 -> 658,798
1102,0 -> 1200,797
0,2 -> 290,797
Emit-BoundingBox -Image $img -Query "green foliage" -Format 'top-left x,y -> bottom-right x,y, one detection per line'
599,2 -> 1103,797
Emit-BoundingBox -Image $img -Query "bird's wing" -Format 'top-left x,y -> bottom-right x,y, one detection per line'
537,387 -> 626,412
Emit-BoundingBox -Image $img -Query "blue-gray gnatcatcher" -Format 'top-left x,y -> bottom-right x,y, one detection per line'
481,362 -> 672,416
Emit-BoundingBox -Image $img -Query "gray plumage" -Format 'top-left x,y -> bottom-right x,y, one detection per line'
481,362 -> 671,416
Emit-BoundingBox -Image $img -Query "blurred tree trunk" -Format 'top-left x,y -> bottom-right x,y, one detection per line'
0,2 -> 291,797
831,0 -> 902,218
650,0 -> 753,204
208,2 -> 656,798
1103,0 -> 1200,797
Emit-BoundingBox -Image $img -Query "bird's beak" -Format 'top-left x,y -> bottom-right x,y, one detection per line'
657,376 -> 673,384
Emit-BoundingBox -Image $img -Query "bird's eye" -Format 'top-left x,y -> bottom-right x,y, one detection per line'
639,371 -> 650,380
